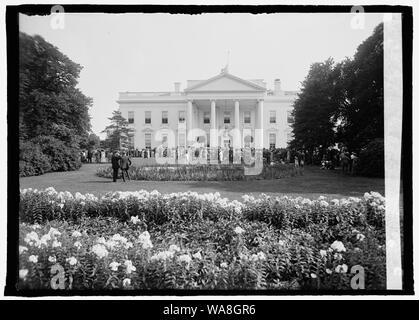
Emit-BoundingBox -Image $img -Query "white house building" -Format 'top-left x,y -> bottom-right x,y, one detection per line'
117,69 -> 297,152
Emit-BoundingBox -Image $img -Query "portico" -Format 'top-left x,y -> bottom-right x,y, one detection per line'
184,98 -> 265,151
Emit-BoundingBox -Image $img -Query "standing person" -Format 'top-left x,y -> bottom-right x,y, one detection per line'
350,152 -> 359,175
111,151 -> 122,182
299,150 -> 305,175
294,154 -> 300,175
87,149 -> 92,163
120,151 -> 132,182
339,148 -> 349,174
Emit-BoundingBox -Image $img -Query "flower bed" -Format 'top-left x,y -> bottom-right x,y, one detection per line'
18,188 -> 386,291
96,163 -> 295,181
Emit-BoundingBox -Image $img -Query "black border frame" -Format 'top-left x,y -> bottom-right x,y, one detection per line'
5,4 -> 414,297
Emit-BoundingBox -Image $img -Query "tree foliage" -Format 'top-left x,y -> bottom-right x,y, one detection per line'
290,23 -> 384,154
102,110 -> 134,150
19,32 -> 92,176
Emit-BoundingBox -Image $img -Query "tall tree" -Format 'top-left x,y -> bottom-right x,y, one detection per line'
19,32 -> 92,145
102,111 -> 134,150
290,58 -> 339,153
19,32 -> 93,176
335,23 -> 384,151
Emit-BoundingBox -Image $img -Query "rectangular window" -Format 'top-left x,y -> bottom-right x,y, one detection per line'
269,133 -> 276,149
287,110 -> 294,123
203,112 -> 210,124
128,111 -> 134,124
269,111 -> 276,124
224,112 -> 231,124
145,111 -> 151,124
179,111 -> 185,123
145,132 -> 152,149
162,111 -> 168,124
244,111 -> 251,124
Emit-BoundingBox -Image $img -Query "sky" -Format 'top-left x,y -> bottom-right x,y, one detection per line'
19,12 -> 384,138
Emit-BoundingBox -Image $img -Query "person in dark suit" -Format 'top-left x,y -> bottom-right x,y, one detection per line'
111,151 -> 122,182
120,151 -> 132,182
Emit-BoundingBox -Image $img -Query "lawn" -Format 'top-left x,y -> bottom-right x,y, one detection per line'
19,162 -> 384,201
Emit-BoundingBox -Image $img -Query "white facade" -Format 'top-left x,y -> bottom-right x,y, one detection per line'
117,70 -> 297,150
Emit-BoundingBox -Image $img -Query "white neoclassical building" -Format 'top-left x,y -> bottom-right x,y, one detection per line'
117,69 -> 297,151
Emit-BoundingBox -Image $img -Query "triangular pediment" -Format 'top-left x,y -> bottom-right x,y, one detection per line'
185,72 -> 266,92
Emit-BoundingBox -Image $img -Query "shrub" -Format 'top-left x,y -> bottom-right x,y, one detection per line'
96,163 -> 295,181
19,136 -> 82,177
32,136 -> 82,172
19,141 -> 51,177
356,138 -> 384,177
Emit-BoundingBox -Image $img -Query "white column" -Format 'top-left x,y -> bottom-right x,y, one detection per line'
187,100 -> 193,145
211,100 -> 216,130
233,100 -> 241,163
234,100 -> 240,131
210,100 -> 218,164
256,99 -> 264,149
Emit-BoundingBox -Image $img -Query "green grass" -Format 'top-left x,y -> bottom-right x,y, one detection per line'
19,162 -> 384,201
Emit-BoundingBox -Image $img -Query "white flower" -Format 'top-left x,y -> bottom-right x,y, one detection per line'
66,256 -> 78,266
192,252 -> 202,260
19,246 -> 28,255
19,269 -> 29,279
48,256 -> 57,263
52,240 -> 62,248
318,196 -> 326,200
24,231 -> 40,246
48,227 -> 61,237
301,198 -> 312,205
178,254 -> 192,264
319,250 -> 328,258
257,251 -> 266,261
330,240 -> 346,252
319,200 -> 329,207
220,262 -> 228,268
28,255 -> 38,263
58,203 -> 64,209
74,241 -> 82,249
310,273 -> 317,279
122,278 -> 131,287
335,264 -> 348,273
130,216 -> 140,225
72,231 -> 82,238
124,260 -> 136,274
278,240 -> 285,246
356,233 -> 365,242
91,244 -> 109,259
354,247 -> 362,253
333,253 -> 343,261
109,261 -> 121,271
150,251 -> 174,262
40,233 -> 51,246
138,231 -> 153,249
234,226 -> 245,235
326,268 -> 333,274
169,244 -> 180,252
124,241 -> 133,249
112,234 -> 128,243
331,199 -> 340,205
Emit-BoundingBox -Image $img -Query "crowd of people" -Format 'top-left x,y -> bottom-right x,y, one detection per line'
80,144 -> 359,180
320,147 -> 359,175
